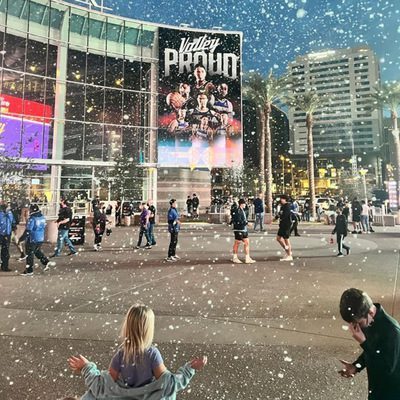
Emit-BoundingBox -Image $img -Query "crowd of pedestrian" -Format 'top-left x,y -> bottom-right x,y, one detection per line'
1,193 -> 399,400
0,201 -> 56,275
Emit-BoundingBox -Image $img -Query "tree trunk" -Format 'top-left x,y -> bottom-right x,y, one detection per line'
259,111 -> 266,195
307,114 -> 316,221
265,103 -> 273,216
392,111 -> 400,219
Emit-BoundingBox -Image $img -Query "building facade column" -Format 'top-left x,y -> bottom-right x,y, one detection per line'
49,8 -> 69,212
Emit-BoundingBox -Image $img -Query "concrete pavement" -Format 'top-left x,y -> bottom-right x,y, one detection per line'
0,222 -> 399,399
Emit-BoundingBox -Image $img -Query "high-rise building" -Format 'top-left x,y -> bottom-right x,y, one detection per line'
288,46 -> 383,162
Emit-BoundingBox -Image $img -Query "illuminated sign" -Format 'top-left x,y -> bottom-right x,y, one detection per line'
0,94 -> 52,169
158,27 -> 243,169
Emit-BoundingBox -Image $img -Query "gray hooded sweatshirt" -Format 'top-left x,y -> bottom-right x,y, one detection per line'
80,361 -> 196,400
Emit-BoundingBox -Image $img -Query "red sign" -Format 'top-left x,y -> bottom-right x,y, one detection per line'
0,94 -> 53,124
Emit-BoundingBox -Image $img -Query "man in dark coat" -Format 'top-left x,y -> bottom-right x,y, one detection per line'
192,194 -> 199,219
51,199 -> 77,257
339,288 -> 400,400
351,197 -> 362,234
253,193 -> 265,232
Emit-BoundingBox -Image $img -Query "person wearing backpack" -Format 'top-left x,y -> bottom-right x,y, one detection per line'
20,204 -> 55,276
0,202 -> 15,272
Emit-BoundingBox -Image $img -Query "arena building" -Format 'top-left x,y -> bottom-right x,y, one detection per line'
0,0 -> 242,214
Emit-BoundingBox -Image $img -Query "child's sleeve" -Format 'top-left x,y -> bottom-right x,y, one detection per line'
150,347 -> 164,368
162,363 -> 196,396
109,350 -> 122,373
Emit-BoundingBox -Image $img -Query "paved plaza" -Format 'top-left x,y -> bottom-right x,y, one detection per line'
1,222 -> 399,399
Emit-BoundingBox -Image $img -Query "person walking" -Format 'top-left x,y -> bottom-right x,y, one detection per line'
115,199 -> 122,226
0,202 -> 15,272
339,288 -> 400,400
351,197 -> 362,234
332,208 -> 350,257
360,200 -> 369,233
51,199 -> 77,257
368,200 -> 375,233
253,193 -> 265,232
192,194 -> 199,219
147,200 -> 156,246
275,195 -> 293,261
20,204 -> 56,276
303,200 -> 310,222
342,201 -> 350,223
289,197 -> 301,236
231,199 -> 255,264
93,202 -> 108,251
166,199 -> 180,262
186,195 -> 193,217
135,203 -> 152,250
91,195 -> 100,213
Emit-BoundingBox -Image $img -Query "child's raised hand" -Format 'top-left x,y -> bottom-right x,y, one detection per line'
68,355 -> 89,373
190,356 -> 207,370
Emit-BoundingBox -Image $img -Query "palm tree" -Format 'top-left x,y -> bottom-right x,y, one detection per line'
371,82 -> 400,216
243,71 -> 289,216
285,90 -> 326,221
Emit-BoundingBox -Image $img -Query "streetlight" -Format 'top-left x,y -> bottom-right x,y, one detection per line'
290,162 -> 295,194
359,168 -> 368,203
280,155 -> 290,194
279,156 -> 285,193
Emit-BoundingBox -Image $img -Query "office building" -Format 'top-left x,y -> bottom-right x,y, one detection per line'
288,46 -> 383,164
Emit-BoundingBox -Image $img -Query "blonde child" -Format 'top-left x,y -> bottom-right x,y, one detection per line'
67,305 -> 206,400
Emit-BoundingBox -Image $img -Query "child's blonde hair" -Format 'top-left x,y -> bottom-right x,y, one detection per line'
120,304 -> 155,364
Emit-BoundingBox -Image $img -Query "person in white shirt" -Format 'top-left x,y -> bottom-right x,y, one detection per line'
368,200 -> 375,233
360,200 -> 370,233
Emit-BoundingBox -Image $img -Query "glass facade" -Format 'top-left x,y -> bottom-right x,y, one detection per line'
0,0 -> 157,204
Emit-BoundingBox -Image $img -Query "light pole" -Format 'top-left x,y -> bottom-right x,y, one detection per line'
280,156 -> 290,194
291,163 -> 295,195
359,168 -> 368,203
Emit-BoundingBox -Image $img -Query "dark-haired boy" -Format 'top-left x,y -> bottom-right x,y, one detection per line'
275,195 -> 293,261
231,199 -> 255,264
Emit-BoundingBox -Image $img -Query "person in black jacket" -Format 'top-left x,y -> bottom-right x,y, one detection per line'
93,202 -> 108,251
275,195 -> 293,261
351,197 -> 362,234
186,195 -> 193,217
253,193 -> 265,232
339,288 -> 400,400
192,194 -> 199,219
115,199 -> 122,226
231,199 -> 255,264
332,208 -> 350,257
50,199 -> 77,257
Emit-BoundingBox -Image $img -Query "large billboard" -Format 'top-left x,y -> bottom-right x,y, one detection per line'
158,27 -> 242,169
0,94 -> 51,168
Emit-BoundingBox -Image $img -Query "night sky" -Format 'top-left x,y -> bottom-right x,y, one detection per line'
69,0 -> 400,81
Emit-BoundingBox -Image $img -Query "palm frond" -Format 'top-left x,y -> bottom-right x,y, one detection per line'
371,81 -> 400,114
243,70 -> 290,108
284,90 -> 328,115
